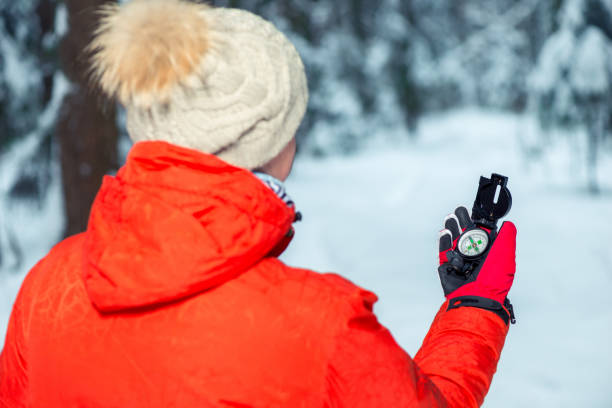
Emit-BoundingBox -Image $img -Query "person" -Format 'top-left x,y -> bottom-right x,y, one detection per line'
0,0 -> 517,407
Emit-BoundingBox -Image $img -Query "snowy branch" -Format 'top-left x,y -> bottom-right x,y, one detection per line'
437,0 -> 541,69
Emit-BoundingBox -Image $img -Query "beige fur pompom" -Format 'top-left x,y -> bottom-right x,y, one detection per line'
88,0 -> 210,107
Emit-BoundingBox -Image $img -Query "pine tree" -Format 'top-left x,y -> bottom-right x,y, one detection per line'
529,0 -> 612,193
0,0 -> 60,270
0,0 -> 119,270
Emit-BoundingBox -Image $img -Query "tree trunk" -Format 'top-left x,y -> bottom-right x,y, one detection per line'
586,101 -> 605,195
57,0 -> 118,237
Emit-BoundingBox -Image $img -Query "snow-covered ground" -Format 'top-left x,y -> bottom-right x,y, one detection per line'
1,109 -> 611,407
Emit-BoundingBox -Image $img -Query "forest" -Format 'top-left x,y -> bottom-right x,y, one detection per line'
1,0 -> 611,244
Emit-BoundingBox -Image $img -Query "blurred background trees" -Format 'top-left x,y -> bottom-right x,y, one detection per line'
529,0 -> 612,193
1,0 -> 611,268
0,0 -> 118,267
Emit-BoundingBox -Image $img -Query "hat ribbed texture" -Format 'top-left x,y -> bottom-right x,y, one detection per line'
90,1 -> 308,169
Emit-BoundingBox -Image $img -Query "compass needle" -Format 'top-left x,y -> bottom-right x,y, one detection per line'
458,229 -> 489,258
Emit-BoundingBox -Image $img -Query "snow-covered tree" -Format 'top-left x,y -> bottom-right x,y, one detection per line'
0,0 -> 59,196
407,0 -> 547,112
0,0 -> 120,271
0,0 -> 62,270
529,0 -> 612,193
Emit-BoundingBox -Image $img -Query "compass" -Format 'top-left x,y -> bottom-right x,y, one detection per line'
457,228 -> 489,259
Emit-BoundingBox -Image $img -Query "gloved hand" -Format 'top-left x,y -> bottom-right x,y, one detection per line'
438,206 -> 517,324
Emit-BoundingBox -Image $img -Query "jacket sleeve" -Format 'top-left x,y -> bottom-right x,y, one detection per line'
326,288 -> 507,408
413,301 -> 508,407
0,278 -> 30,407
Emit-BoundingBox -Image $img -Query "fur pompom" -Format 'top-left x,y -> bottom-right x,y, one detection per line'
88,0 -> 210,107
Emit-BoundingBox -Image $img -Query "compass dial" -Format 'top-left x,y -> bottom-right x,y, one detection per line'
458,229 -> 489,258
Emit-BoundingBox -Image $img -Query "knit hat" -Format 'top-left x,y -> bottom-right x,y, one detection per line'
89,0 -> 308,169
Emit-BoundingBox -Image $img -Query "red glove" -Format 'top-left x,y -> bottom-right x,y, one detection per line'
438,206 -> 517,324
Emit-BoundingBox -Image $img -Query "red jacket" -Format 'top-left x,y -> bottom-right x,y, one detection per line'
0,141 -> 508,407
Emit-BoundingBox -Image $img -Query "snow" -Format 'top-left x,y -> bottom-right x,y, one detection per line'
0,70 -> 70,343
529,0 -> 612,138
1,109 -> 612,407
559,0 -> 585,29
571,27 -> 610,95
54,4 -> 68,37
529,28 -> 575,93
0,21 -> 39,100
530,0 -> 612,99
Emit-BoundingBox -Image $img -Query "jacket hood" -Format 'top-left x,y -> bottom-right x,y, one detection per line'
82,141 -> 295,312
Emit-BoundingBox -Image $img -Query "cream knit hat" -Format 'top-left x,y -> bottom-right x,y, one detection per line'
89,0 -> 308,169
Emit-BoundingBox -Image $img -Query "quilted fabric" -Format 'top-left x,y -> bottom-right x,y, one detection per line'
0,141 -> 508,407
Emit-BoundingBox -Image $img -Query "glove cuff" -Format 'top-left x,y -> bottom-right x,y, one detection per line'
447,296 -> 516,326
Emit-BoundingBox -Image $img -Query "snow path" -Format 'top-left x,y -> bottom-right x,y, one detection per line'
2,110 -> 611,407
